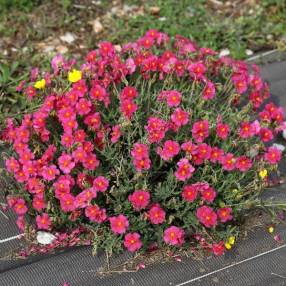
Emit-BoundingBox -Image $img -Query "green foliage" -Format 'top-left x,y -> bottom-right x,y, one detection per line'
0,0 -> 40,12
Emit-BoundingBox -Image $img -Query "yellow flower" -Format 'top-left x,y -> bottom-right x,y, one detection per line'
34,79 -> 46,89
268,226 -> 274,234
225,242 -> 232,250
228,236 -> 235,245
259,169 -> 268,179
68,69 -> 82,83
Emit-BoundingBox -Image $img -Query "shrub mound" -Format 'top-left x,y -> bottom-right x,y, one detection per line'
2,30 -> 285,257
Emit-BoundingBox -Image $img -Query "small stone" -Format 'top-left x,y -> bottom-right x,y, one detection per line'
114,45 -> 122,52
219,49 -> 230,57
158,17 -> 166,21
37,231 -> 56,245
272,143 -> 285,152
60,32 -> 76,44
246,49 -> 254,56
283,129 -> 286,140
90,19 -> 103,34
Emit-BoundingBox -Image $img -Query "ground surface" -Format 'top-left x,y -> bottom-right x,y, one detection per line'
0,60 -> 286,286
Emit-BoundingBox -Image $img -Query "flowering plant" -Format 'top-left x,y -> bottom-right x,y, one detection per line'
2,30 -> 285,258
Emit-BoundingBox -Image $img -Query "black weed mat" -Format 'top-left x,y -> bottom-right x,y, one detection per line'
0,60 -> 286,286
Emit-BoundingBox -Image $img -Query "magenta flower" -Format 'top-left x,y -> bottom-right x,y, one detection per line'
124,232 -> 142,252
163,226 -> 185,246
128,190 -> 150,211
41,165 -> 60,181
93,176 -> 109,192
58,153 -> 75,174
109,214 -> 129,235
36,213 -> 52,230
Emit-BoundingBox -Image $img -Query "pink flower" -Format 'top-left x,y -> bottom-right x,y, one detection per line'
82,153 -> 100,170
148,204 -> 166,224
216,123 -> 230,140
236,156 -> 252,172
175,158 -> 195,181
158,90 -> 182,107
221,153 -> 236,171
120,99 -> 137,120
232,75 -> 248,94
13,198 -> 28,215
72,147 -> 87,163
74,130 -> 87,143
133,157 -> 151,172
90,84 -> 108,103
131,143 -> 149,160
196,206 -> 217,228
109,214 -> 129,235
75,192 -> 89,208
82,188 -> 97,201
217,207 -> 233,223
259,110 -> 271,122
188,62 -> 206,80
124,232 -> 142,252
264,147 -> 282,164
36,213 -> 52,230
163,226 -> 185,246
61,133 -> 74,148
60,194 -> 76,212
128,190 -> 150,211
5,157 -> 20,173
58,153 -> 75,174
93,176 -> 109,192
84,112 -> 101,130
157,140 -> 180,161
210,147 -> 224,163
16,216 -> 25,231
196,143 -> 211,160
58,107 -> 76,123
181,185 -> 198,202
181,140 -> 196,154
76,98 -> 92,115
171,108 -> 189,127
41,165 -> 60,181
166,90 -> 182,107
120,86 -> 138,100
126,58 -> 136,74
212,241 -> 225,256
192,120 -> 209,143
202,81 -> 216,100
250,74 -> 263,91
145,117 -> 168,143
111,125 -> 121,143
259,128 -> 273,142
200,184 -> 216,203
32,196 -> 46,211
85,205 -> 107,223
239,122 -> 255,138
99,41 -> 115,57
